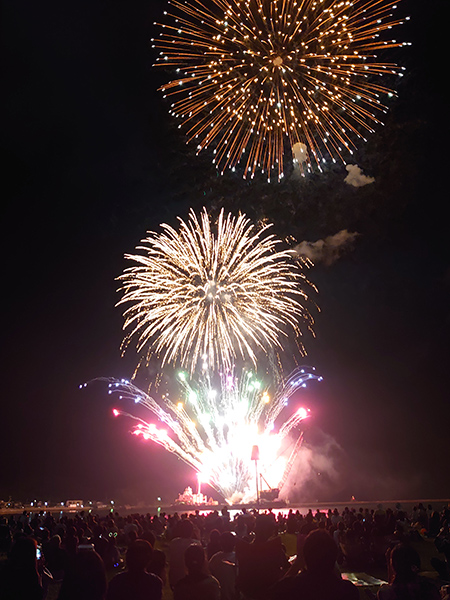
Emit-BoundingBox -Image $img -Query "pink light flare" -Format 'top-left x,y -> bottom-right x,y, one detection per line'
296,407 -> 310,420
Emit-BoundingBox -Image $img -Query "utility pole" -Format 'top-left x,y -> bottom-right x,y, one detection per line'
251,445 -> 260,505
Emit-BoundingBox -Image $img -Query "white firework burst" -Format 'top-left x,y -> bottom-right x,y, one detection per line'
118,208 -> 315,374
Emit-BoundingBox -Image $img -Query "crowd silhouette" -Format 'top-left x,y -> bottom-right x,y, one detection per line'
0,502 -> 449,599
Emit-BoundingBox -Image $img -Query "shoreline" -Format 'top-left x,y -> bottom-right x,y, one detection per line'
2,498 -> 449,517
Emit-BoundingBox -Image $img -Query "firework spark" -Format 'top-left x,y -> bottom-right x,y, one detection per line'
153,0 -> 409,179
102,366 -> 321,501
118,208 -> 314,374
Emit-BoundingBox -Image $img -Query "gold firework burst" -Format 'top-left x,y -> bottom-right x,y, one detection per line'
118,208 -> 314,373
153,0 -> 408,179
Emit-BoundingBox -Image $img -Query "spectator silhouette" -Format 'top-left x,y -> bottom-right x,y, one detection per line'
270,529 -> 359,600
431,522 -> 450,580
428,511 -> 441,538
57,549 -> 107,600
279,517 -> 297,558
209,531 -> 237,600
236,513 -> 289,600
103,534 -> 121,571
148,547 -> 167,585
0,516 -> 12,553
169,518 -> 201,589
43,534 -> 67,580
63,525 -> 78,560
123,516 -> 140,545
106,539 -> 162,600
92,525 -> 109,563
0,536 -> 44,600
378,543 -> 440,599
207,529 -> 223,560
174,543 -> 221,600
139,529 -> 166,583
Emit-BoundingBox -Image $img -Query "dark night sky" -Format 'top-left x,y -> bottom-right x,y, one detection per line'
2,0 -> 449,504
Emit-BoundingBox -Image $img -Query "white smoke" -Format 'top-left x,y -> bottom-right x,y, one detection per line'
292,142 -> 308,165
293,230 -> 359,266
344,164 -> 375,187
279,432 -> 349,503
277,429 -> 428,503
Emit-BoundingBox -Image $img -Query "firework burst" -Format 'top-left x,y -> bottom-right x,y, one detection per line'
118,208 -> 314,375
99,366 -> 321,501
153,0 -> 409,179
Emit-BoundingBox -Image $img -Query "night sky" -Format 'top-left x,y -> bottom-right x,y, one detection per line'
2,0 -> 449,505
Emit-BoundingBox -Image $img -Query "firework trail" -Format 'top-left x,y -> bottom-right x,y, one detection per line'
98,366 -> 321,501
153,0 -> 409,179
118,208 -> 315,375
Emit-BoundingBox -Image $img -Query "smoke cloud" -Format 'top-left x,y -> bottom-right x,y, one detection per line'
344,164 -> 375,187
280,431 -> 350,503
293,230 -> 359,266
280,430 -> 425,503
292,142 -> 308,164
